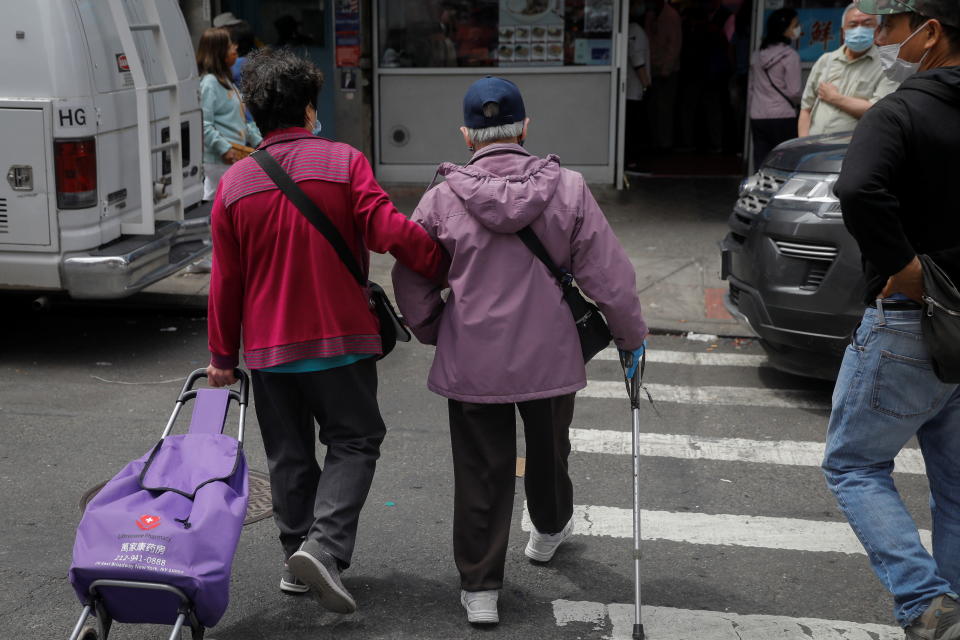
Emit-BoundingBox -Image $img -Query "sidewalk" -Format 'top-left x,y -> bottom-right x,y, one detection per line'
142,178 -> 750,338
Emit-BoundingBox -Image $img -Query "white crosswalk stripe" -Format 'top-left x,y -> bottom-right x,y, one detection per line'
582,380 -> 831,410
522,501 -> 931,554
552,600 -> 902,640
596,348 -> 768,368
548,339 -> 927,637
568,428 -> 927,474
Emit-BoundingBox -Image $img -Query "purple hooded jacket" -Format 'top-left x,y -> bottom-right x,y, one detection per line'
392,144 -> 647,404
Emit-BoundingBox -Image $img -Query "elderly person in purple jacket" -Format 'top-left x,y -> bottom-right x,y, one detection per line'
392,76 -> 647,627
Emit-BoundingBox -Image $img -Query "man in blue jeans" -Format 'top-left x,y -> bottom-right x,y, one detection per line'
822,0 -> 960,637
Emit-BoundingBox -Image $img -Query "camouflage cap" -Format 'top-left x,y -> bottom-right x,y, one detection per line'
856,0 -> 960,27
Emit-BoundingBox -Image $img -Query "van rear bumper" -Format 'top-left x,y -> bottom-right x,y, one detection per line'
61,204 -> 212,299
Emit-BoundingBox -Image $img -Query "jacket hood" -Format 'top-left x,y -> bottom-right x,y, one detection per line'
900,66 -> 960,104
758,43 -> 793,70
437,144 -> 563,233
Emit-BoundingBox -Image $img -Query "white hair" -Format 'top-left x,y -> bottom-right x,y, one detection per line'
843,2 -> 862,25
465,120 -> 525,145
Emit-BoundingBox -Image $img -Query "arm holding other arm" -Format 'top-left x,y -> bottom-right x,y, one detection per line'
392,195 -> 447,346
350,151 -> 448,281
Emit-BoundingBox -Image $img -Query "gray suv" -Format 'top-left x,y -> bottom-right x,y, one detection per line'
721,133 -> 865,380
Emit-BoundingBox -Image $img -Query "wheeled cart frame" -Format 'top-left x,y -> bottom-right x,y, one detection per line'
67,369 -> 249,640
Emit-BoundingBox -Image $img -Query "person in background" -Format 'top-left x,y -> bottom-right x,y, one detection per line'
644,0 -> 683,151
392,76 -> 648,627
196,27 -> 261,202
798,3 -> 899,136
225,20 -> 257,87
748,8 -> 802,167
205,48 -> 448,614
626,0 -> 652,170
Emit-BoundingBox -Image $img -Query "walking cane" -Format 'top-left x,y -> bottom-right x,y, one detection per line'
620,346 -> 647,640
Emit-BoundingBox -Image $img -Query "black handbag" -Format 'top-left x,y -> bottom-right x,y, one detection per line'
919,254 -> 960,383
516,226 -> 612,363
252,150 -> 411,359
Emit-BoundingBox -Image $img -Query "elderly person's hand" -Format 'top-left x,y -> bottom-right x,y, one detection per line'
206,363 -> 238,387
817,82 -> 842,105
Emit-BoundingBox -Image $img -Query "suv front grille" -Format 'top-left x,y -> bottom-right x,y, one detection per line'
803,264 -> 830,290
774,240 -> 838,262
772,239 -> 838,291
735,170 -> 789,217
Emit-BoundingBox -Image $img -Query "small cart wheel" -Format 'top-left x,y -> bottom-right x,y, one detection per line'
78,625 -> 99,640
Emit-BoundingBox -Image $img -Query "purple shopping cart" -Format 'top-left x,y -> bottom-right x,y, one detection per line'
67,369 -> 250,640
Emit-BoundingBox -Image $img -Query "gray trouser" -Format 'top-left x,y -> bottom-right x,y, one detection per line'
251,358 -> 386,570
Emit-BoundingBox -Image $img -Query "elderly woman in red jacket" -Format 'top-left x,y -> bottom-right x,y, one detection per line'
205,48 -> 446,614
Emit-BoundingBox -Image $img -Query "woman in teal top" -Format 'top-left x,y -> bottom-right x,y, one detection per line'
197,27 -> 262,201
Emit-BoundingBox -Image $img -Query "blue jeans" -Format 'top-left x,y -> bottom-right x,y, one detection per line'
823,302 -> 960,626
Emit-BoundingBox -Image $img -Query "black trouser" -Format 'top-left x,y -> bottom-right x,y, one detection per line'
625,98 -> 646,166
251,359 -> 386,570
751,117 -> 798,168
448,393 -> 576,591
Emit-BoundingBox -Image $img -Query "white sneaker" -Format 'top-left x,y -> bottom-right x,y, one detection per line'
460,589 -> 499,625
525,518 -> 573,562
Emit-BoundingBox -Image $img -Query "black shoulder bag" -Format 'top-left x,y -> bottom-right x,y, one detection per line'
516,226 -> 612,363
252,150 -> 411,358
919,254 -> 960,383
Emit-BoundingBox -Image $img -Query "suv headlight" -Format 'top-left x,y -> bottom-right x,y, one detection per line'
770,173 -> 843,218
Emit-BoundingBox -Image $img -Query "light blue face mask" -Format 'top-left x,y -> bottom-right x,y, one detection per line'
844,26 -> 876,52
312,119 -> 323,136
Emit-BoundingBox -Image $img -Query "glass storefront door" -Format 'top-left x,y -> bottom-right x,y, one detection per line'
373,0 -> 626,184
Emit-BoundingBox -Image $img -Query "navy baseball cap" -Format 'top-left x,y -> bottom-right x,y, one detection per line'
462,76 -> 526,128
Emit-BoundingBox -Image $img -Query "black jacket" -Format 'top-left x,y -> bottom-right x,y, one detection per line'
835,66 -> 960,304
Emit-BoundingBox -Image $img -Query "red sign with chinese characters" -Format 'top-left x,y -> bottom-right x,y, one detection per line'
336,46 -> 361,67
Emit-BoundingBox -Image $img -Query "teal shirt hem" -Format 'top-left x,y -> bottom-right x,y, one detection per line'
259,353 -> 374,373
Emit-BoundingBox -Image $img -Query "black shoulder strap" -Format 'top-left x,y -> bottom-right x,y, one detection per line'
516,226 -> 568,285
761,65 -> 797,110
251,150 -> 366,287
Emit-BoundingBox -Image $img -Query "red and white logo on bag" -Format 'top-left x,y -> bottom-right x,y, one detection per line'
136,514 -> 161,530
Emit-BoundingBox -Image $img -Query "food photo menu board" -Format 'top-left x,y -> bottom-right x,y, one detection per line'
498,0 -> 565,66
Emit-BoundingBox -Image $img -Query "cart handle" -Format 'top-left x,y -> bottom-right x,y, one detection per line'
160,368 -> 250,443
178,368 -> 249,406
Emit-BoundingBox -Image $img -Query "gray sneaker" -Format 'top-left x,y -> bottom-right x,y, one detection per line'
906,595 -> 960,640
280,562 -> 309,594
460,589 -> 499,625
287,539 -> 357,614
525,518 -> 574,562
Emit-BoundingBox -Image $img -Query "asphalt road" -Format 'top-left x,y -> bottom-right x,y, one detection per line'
0,301 -> 928,640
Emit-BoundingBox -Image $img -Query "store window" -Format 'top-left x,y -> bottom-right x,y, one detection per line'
377,0 -> 616,68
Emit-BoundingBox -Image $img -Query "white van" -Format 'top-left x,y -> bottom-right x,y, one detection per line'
0,0 -> 209,300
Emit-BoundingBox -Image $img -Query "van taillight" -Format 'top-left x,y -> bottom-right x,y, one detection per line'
54,138 -> 97,209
